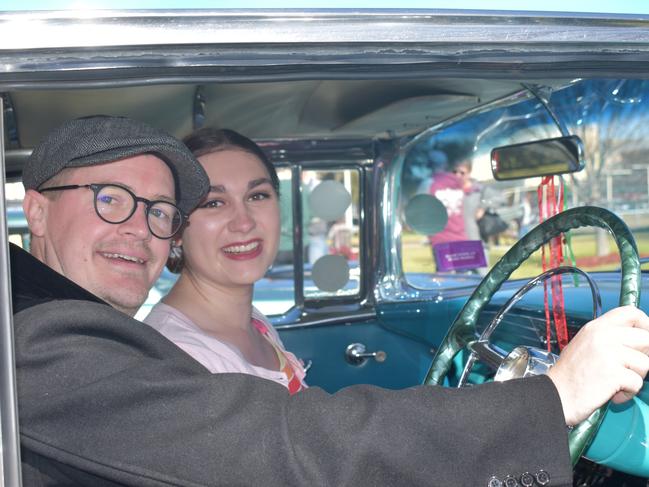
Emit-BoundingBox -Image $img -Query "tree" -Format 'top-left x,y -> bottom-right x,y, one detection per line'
550,80 -> 649,256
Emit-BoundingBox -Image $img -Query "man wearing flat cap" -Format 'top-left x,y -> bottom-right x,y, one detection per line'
20,115 -> 208,316
11,115 -> 649,486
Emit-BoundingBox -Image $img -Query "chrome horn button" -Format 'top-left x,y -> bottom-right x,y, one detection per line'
494,346 -> 558,382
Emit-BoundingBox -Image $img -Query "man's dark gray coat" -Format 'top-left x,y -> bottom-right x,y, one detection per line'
11,244 -> 572,486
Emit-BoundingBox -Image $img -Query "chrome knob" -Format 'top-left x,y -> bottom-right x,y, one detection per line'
345,343 -> 386,365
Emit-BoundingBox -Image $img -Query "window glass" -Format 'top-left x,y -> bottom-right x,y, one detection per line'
255,166 -> 296,316
303,168 -> 361,299
401,92 -> 562,287
6,182 -> 27,249
546,80 -> 649,273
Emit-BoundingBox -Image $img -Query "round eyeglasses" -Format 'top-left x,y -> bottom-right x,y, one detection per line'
39,183 -> 185,239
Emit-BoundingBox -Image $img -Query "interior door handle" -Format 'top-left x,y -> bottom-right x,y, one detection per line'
345,343 -> 387,365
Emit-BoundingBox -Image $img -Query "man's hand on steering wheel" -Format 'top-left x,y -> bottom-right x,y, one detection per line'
547,305 -> 649,426
425,206 -> 648,462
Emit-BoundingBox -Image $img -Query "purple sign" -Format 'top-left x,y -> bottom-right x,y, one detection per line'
433,240 -> 487,272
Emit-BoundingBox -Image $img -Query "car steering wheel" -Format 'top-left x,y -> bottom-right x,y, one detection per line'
424,206 -> 641,465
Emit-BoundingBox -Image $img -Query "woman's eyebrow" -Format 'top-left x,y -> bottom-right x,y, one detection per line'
248,178 -> 272,189
208,178 -> 272,194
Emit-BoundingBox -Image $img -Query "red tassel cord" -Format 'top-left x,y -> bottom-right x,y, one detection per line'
537,176 -> 569,352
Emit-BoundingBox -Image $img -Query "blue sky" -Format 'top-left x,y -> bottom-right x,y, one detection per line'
1,0 -> 649,15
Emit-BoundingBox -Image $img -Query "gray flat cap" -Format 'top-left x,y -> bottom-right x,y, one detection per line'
23,115 -> 209,214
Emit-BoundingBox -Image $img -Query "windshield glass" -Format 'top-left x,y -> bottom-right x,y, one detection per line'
401,79 -> 649,288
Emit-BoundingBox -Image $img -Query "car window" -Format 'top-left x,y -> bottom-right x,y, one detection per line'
261,165 -> 363,315
302,168 -> 361,299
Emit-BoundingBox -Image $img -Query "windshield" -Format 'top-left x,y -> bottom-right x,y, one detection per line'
401,79 -> 649,287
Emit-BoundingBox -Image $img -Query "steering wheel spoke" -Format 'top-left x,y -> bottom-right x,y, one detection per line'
457,341 -> 507,387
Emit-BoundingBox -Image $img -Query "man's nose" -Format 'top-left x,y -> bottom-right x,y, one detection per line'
117,202 -> 151,239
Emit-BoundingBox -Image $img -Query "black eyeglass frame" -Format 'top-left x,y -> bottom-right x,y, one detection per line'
38,183 -> 186,239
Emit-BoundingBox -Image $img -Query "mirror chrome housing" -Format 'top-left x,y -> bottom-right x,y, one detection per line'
491,135 -> 585,180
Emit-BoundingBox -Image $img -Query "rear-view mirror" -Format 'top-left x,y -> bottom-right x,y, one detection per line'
491,135 -> 584,181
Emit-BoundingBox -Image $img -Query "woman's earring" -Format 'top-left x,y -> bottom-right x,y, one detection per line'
167,240 -> 184,273
169,240 -> 183,260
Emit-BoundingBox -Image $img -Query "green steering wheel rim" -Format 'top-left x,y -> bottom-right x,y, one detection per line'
424,206 -> 641,465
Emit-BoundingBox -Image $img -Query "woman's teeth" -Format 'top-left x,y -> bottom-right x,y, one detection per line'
223,241 -> 260,254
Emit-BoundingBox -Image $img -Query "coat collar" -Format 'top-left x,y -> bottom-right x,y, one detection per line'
10,243 -> 105,314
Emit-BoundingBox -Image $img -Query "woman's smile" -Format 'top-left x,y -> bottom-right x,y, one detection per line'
222,238 -> 263,260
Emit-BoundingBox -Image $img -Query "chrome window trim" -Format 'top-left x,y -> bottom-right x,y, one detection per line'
0,95 -> 22,487
274,309 -> 377,331
291,164 -> 306,310
2,10 -> 649,50
1,11 -> 649,89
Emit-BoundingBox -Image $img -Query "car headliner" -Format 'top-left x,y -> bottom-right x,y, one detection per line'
5,79 -> 527,146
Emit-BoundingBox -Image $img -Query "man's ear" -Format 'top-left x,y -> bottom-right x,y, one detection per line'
23,189 -> 50,237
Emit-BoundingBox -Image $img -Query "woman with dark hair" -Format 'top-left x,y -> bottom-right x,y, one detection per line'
144,127 -> 307,394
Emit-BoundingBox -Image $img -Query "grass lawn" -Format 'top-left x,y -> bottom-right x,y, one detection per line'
401,230 -> 649,280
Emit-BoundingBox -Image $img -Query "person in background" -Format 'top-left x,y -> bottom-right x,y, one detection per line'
328,217 -> 356,260
451,157 -> 491,275
519,190 -> 538,237
415,148 -> 448,195
303,172 -> 329,264
427,148 -> 468,248
144,128 -> 307,394
452,158 -> 484,242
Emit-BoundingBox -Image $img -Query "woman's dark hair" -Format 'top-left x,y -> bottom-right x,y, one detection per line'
167,127 -> 280,273
182,127 -> 279,194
